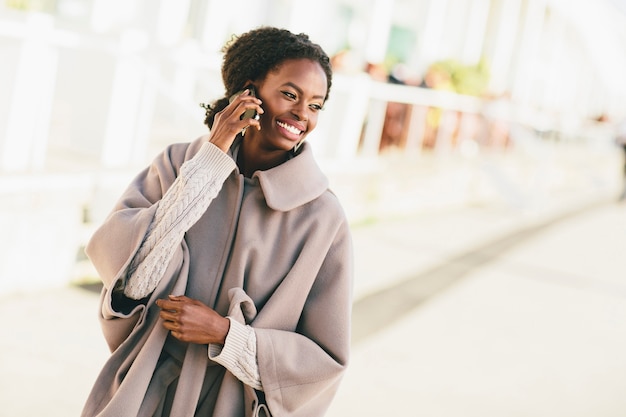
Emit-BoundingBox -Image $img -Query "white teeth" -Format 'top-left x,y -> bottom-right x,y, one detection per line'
277,121 -> 302,135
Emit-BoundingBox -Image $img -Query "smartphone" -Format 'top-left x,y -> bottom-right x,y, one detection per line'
229,86 -> 258,120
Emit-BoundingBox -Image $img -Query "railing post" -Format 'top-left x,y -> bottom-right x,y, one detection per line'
2,13 -> 57,172
360,98 -> 387,157
405,105 -> 428,153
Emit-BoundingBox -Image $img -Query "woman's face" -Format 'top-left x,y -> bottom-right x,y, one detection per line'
250,58 -> 328,151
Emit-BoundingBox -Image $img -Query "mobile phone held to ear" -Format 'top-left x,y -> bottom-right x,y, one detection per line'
229,86 -> 259,121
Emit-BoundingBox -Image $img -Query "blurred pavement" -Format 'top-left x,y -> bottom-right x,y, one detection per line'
328,201 -> 626,417
1,144 -> 625,416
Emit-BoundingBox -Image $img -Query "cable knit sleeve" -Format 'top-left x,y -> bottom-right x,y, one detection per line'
122,141 -> 236,299
209,318 -> 263,391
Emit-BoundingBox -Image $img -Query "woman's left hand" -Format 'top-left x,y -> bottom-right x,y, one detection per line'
156,295 -> 230,345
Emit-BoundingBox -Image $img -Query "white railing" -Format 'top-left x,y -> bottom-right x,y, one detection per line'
1,10 -> 614,174
0,11 -> 619,295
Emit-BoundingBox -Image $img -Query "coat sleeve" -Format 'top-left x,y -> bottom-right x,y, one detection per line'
85,147 -> 180,294
122,142 -> 235,299
84,145 -> 180,351
85,140 -> 235,343
254,219 -> 354,416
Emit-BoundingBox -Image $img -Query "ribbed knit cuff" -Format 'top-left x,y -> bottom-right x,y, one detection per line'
208,317 -> 263,390
208,317 -> 250,363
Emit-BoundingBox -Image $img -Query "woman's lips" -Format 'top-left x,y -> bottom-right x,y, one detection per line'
276,120 -> 304,140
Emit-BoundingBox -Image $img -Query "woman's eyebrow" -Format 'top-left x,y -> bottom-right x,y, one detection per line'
281,82 -> 325,100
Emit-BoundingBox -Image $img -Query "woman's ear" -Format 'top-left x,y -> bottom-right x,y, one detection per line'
243,79 -> 256,91
244,84 -> 256,97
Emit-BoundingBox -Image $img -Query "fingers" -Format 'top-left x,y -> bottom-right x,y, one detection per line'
159,308 -> 177,323
156,296 -> 182,319
157,296 -> 185,336
156,295 -> 193,312
167,294 -> 189,302
230,92 -> 263,128
209,91 -> 263,150
156,295 -> 205,320
155,295 -> 226,344
226,89 -> 263,121
155,297 -> 176,311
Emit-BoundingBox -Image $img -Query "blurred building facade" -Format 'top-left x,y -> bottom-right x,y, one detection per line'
1,0 -> 625,292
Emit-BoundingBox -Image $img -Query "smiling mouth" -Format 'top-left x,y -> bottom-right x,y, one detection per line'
276,120 -> 303,136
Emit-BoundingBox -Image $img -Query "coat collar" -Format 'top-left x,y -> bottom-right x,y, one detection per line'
189,137 -> 328,212
251,142 -> 329,212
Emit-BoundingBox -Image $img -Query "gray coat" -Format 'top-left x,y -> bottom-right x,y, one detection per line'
82,137 -> 353,416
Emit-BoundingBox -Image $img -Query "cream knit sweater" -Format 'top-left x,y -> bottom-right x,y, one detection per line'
123,141 -> 262,390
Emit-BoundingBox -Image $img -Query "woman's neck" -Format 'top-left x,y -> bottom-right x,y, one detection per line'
237,142 -> 288,178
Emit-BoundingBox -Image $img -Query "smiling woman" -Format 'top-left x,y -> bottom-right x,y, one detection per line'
241,59 -> 328,166
203,29 -> 333,175
81,27 -> 352,417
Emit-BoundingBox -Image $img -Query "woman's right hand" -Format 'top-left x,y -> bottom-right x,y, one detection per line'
208,89 -> 263,153
156,295 -> 230,345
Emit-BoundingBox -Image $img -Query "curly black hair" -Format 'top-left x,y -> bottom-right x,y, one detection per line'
201,26 -> 333,129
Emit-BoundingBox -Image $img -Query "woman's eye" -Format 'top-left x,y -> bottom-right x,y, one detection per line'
282,91 -> 296,100
310,104 -> 323,112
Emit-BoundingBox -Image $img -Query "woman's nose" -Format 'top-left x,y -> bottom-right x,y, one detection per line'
291,103 -> 307,121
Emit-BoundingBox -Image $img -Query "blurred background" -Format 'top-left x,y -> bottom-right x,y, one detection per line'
1,0 -> 626,415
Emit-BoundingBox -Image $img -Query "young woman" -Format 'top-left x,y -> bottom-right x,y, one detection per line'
81,27 -> 353,417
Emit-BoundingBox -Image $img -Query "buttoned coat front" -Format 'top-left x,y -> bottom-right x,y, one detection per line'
81,137 -> 353,417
